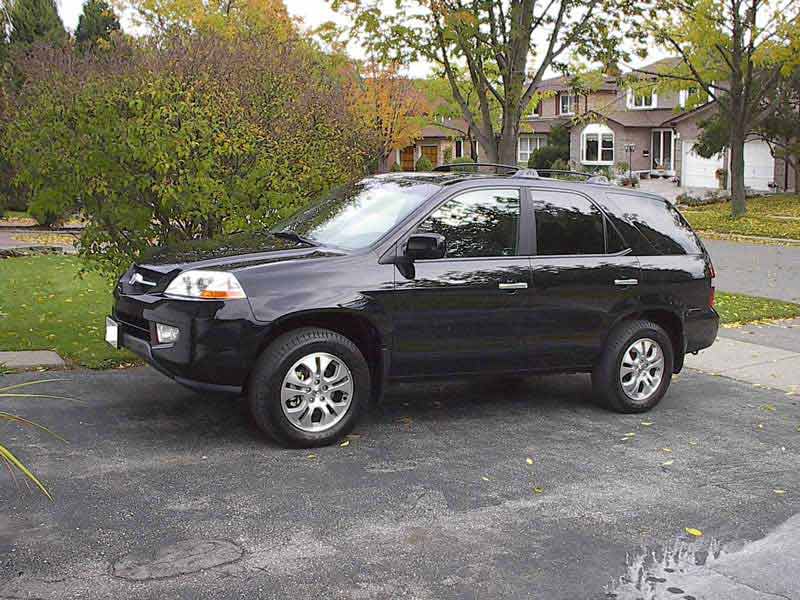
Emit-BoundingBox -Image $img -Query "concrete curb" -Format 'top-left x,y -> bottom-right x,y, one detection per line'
0,350 -> 66,370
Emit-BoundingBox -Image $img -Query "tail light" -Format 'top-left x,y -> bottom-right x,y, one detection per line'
709,261 -> 716,307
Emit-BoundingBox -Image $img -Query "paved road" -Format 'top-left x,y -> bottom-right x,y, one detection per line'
701,238 -> 800,303
1,368 -> 799,599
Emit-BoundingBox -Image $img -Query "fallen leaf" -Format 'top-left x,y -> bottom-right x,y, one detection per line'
661,459 -> 674,467
684,527 -> 703,537
481,476 -> 490,482
640,421 -> 653,427
624,432 -> 636,437
774,489 -> 786,495
526,457 -> 534,465
339,440 -> 350,448
662,448 -> 673,453
533,487 -> 544,494
307,453 -> 317,460
760,404 -> 776,412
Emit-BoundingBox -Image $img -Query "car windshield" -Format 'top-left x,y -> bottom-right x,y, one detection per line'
273,177 -> 438,250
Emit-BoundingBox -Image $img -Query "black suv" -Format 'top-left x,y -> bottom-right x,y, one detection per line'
107,167 -> 718,447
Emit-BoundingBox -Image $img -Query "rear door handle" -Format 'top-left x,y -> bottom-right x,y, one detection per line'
614,279 -> 639,286
499,282 -> 528,290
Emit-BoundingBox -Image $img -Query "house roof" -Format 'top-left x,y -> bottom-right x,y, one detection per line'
583,109 -> 678,128
634,57 -> 683,75
537,73 -> 618,92
520,117 -> 571,134
420,118 -> 469,138
661,101 -> 716,125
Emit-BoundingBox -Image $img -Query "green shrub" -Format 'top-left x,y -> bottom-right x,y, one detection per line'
415,155 -> 433,171
550,158 -> 571,172
527,144 -> 568,170
390,162 -> 403,172
5,35 -> 375,277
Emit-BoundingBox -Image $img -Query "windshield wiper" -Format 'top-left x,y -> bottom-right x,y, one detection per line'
271,230 -> 317,246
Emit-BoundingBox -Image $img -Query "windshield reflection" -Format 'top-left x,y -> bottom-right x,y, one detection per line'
274,177 -> 438,250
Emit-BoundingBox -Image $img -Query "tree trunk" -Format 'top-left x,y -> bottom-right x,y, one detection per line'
728,126 -> 747,217
497,115 -> 519,166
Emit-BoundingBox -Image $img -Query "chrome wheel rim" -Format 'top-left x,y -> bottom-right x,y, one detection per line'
280,352 -> 354,433
619,337 -> 665,403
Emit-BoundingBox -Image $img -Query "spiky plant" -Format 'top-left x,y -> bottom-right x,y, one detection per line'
1,379 -> 71,500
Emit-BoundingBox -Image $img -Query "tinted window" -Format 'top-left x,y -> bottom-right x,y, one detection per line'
534,192 -> 605,255
416,189 -> 520,258
608,193 -> 704,255
274,177 -> 437,249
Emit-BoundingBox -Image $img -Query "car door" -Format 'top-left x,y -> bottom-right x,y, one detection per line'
525,188 -> 641,370
389,186 -> 533,377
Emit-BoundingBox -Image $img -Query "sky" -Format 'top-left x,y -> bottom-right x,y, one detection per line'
55,0 -> 665,78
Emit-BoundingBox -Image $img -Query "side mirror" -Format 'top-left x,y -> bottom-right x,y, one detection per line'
405,233 -> 446,260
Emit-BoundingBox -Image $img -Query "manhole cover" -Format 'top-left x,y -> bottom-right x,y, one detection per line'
112,539 -> 243,581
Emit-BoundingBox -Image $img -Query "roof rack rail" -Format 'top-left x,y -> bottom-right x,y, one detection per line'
513,169 -> 612,185
433,163 -> 520,174
432,163 -> 613,185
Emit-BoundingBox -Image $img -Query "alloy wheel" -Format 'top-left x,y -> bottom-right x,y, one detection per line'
280,352 -> 354,433
619,338 -> 665,403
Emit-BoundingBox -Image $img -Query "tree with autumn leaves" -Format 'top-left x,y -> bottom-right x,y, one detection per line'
351,62 -> 429,172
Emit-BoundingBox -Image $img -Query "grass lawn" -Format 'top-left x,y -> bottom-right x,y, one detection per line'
0,255 -> 135,369
716,291 -> 800,325
682,194 -> 800,240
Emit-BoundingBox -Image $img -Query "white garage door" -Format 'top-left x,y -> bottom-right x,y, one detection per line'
682,140 -> 723,188
743,140 -> 774,191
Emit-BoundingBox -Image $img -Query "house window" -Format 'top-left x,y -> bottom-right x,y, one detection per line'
628,89 -> 657,109
455,139 -> 478,159
518,135 -> 547,164
581,124 -> 614,164
559,94 -> 578,115
679,86 -> 700,108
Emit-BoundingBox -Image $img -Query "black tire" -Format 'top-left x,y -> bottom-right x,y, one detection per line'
248,327 -> 370,447
592,319 -> 674,413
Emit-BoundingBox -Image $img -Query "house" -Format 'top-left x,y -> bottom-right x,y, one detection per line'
520,59 -> 796,192
387,118 -> 484,171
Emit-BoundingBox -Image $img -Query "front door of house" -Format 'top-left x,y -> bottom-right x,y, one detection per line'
400,147 -> 415,171
421,145 -> 438,167
651,130 -> 674,172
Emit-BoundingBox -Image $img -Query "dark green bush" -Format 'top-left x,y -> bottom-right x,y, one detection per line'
415,155 -> 433,172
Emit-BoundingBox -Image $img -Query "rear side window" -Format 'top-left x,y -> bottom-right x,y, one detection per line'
532,191 -> 611,255
608,193 -> 703,255
416,188 -> 520,258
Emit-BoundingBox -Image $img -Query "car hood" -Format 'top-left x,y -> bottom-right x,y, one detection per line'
136,232 -> 345,273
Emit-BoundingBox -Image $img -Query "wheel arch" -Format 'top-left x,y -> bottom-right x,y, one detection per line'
609,307 -> 686,373
251,309 -> 387,401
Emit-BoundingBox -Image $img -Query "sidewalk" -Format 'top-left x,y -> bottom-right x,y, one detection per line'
684,317 -> 800,394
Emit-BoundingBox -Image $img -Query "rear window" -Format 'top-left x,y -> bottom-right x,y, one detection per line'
608,193 -> 704,255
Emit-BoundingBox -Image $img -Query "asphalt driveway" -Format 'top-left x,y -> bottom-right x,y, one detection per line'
701,238 -> 800,303
1,367 -> 799,599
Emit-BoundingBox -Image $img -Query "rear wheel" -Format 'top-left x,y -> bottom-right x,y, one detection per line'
248,327 -> 370,447
592,320 -> 674,413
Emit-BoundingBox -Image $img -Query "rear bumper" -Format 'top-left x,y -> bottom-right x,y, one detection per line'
685,306 -> 719,354
111,291 -> 268,394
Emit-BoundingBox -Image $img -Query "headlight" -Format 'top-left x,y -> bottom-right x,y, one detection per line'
164,270 -> 247,300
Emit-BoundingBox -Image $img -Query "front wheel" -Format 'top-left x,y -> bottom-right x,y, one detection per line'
592,320 -> 674,413
248,327 -> 370,447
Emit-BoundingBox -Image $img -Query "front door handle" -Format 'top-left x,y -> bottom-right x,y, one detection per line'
614,278 -> 639,286
498,282 -> 528,290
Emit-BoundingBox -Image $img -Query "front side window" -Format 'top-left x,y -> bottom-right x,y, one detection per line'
534,192 -> 606,256
518,136 -> 546,164
416,189 -> 520,258
455,139 -> 463,158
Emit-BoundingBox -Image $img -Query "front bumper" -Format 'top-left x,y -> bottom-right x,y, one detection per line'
109,291 -> 267,395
